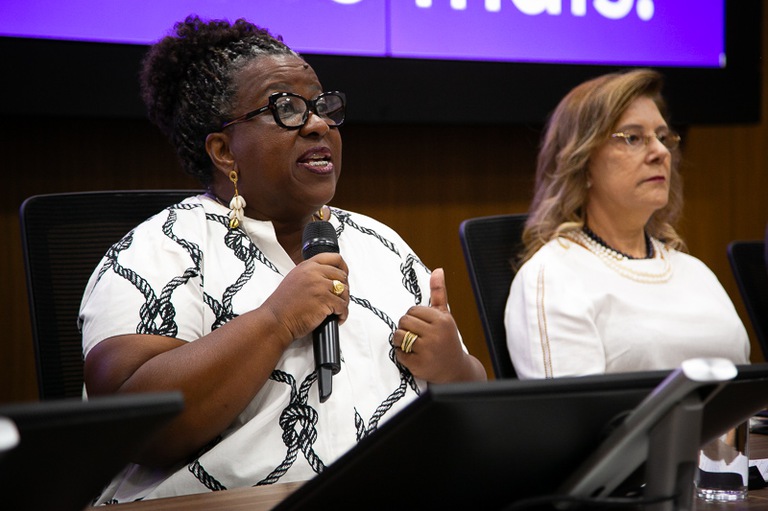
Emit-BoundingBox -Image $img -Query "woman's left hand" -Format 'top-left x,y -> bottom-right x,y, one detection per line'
394,268 -> 487,383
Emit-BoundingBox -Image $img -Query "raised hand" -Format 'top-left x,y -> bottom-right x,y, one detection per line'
394,268 -> 486,383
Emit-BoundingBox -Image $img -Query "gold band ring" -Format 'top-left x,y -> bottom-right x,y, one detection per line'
331,279 -> 346,296
401,330 -> 419,353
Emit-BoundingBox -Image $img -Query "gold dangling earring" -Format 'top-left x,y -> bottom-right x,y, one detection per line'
228,170 -> 245,229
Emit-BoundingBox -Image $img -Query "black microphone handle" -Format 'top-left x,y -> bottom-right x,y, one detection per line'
314,314 -> 341,403
301,221 -> 341,403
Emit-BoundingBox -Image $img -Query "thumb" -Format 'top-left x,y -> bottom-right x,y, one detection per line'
429,268 -> 449,311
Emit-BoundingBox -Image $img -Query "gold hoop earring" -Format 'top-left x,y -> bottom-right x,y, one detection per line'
228,170 -> 245,229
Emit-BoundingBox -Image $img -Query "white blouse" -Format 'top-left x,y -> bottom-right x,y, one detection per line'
79,195 -> 437,503
505,235 -> 750,379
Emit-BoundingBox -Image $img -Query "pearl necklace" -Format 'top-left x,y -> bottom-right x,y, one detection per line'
566,230 -> 673,283
582,226 -> 653,260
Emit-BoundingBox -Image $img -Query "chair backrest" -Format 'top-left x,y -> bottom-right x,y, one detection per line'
459,214 -> 527,379
19,190 -> 201,399
727,240 -> 768,360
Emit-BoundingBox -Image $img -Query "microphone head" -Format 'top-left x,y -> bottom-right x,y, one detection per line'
302,221 -> 339,260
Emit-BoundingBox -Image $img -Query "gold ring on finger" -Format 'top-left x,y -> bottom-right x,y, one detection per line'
331,279 -> 346,296
402,330 -> 419,353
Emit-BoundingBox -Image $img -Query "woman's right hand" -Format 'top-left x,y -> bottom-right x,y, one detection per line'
263,252 -> 350,345
84,252 -> 350,468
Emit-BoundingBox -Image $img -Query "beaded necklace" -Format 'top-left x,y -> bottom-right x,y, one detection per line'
566,229 -> 672,283
582,226 -> 654,260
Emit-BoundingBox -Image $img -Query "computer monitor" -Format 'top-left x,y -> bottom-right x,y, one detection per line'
274,363 -> 768,511
0,391 -> 184,511
560,358 -> 745,511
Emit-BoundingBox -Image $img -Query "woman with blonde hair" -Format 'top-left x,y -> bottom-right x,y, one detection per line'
504,68 -> 748,379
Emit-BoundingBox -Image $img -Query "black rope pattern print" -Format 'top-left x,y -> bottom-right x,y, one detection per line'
204,212 -> 281,330
349,295 -> 419,439
333,208 -> 426,306
189,460 -> 227,491
256,369 -> 325,485
401,253 -> 429,305
334,209 -> 401,257
91,201 -> 433,495
186,435 -> 226,491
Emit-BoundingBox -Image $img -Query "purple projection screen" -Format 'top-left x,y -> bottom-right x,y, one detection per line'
0,0 -> 724,68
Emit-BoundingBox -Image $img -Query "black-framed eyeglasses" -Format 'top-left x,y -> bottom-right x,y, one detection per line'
221,91 -> 346,130
610,128 -> 681,151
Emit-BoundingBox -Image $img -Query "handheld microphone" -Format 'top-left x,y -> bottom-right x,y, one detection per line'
302,221 -> 341,403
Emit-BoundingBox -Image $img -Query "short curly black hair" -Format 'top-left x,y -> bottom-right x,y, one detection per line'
139,15 -> 299,185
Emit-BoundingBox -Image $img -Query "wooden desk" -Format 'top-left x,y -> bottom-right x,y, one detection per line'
91,434 -> 768,511
92,481 -> 305,511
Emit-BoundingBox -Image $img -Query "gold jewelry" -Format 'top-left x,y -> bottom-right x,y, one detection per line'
401,330 -> 419,353
228,170 -> 246,229
313,206 -> 326,221
331,279 -> 345,296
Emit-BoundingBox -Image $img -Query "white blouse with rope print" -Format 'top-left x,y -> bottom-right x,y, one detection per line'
79,195 -> 448,504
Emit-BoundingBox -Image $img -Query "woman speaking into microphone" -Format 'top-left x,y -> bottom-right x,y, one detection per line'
78,15 -> 485,505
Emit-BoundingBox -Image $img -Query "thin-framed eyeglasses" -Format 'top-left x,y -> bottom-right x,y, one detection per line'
610,128 -> 681,151
220,91 -> 346,130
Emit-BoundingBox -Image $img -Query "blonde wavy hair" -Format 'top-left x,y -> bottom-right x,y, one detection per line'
519,68 -> 685,266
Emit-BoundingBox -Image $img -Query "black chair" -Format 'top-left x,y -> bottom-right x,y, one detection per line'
459,214 -> 527,379
727,240 -> 768,360
19,190 -> 201,399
